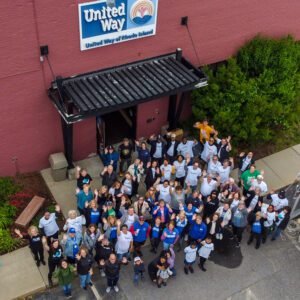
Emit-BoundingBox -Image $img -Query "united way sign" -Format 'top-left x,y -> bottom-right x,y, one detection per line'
78,0 -> 159,50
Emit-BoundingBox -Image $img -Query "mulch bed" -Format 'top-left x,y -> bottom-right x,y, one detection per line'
10,172 -> 65,248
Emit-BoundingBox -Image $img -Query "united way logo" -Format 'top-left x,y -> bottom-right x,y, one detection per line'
130,0 -> 154,25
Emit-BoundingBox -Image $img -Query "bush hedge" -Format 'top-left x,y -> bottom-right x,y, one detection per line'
191,35 -> 300,150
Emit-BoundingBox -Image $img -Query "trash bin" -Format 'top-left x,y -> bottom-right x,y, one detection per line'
49,152 -> 68,181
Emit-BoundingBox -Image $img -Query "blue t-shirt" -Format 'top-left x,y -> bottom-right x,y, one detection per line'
90,210 -> 100,225
152,225 -> 161,238
133,222 -> 149,242
163,228 -> 179,244
189,221 -> 207,240
252,221 -> 262,234
110,226 -> 117,240
184,206 -> 197,223
176,218 -> 187,234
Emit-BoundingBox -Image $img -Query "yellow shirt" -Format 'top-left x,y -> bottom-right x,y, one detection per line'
195,124 -> 214,142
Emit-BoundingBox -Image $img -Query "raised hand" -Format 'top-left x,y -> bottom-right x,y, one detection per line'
55,205 -> 61,212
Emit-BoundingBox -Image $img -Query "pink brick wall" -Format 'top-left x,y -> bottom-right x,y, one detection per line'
0,0 -> 300,175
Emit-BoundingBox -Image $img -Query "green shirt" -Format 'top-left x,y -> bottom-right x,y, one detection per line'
53,265 -> 75,286
241,170 -> 260,190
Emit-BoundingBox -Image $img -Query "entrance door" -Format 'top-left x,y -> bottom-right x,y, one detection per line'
97,107 -> 136,148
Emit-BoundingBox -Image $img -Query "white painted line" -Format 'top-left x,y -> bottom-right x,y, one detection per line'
90,282 -> 102,300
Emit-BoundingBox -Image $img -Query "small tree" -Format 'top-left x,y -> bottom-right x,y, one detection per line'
192,35 -> 300,149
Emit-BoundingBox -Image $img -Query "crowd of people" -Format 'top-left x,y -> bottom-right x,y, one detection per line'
14,119 -> 291,298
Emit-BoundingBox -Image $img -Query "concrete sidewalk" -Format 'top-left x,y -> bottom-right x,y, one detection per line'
231,145 -> 300,190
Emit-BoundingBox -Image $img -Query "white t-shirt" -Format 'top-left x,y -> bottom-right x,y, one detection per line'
200,178 -> 217,197
201,142 -> 217,163
207,159 -> 222,175
157,184 -> 172,203
185,166 -> 202,187
167,141 -> 176,157
173,160 -> 186,178
271,194 -> 289,211
249,195 -> 259,210
115,231 -> 133,254
63,216 -> 85,233
177,141 -> 194,158
198,242 -> 214,259
39,213 -> 59,237
122,179 -> 132,195
263,211 -> 276,227
217,165 -> 231,184
184,246 -> 197,263
251,180 -> 268,194
153,142 -> 163,158
125,214 -> 135,228
160,164 -> 172,181
241,156 -> 251,172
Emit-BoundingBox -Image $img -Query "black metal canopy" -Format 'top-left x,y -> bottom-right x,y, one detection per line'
48,49 -> 207,124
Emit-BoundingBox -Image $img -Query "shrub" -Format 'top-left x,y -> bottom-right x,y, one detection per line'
191,35 -> 300,149
0,177 -> 21,203
0,229 -> 22,255
0,204 -> 17,229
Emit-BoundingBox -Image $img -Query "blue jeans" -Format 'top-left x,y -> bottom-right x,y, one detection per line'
133,271 -> 144,284
117,252 -> 130,261
62,283 -> 72,296
163,242 -> 172,250
79,273 -> 91,288
170,267 -> 177,276
272,226 -> 282,240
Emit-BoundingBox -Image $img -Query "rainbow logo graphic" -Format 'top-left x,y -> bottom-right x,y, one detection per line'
130,0 -> 154,25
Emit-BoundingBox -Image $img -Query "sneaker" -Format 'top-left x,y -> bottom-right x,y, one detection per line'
88,282 -> 93,287
106,287 -> 111,293
100,270 -> 106,277
189,266 -> 194,273
36,261 -> 40,267
48,279 -> 53,288
82,286 -> 87,290
41,260 -> 46,266
201,267 -> 207,272
184,267 -> 189,274
113,285 -> 119,292
66,295 -> 72,299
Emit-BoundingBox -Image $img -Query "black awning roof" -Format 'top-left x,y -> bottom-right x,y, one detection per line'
49,50 -> 207,124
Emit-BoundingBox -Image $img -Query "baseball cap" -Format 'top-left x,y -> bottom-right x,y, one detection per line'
69,228 -> 76,234
257,175 -> 264,180
134,256 -> 141,263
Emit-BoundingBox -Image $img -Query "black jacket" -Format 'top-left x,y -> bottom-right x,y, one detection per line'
238,155 -> 255,171
145,167 -> 161,189
165,140 -> 179,158
83,207 -> 102,226
203,197 -> 219,218
76,254 -> 93,275
206,220 -> 223,235
217,142 -> 230,163
148,140 -> 166,158
95,242 -> 113,262
105,260 -> 121,278
276,213 -> 290,230
101,171 -> 117,188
